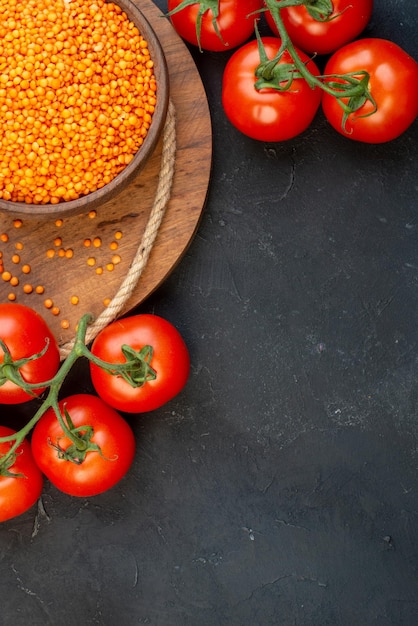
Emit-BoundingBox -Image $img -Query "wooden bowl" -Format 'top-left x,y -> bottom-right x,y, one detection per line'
0,0 -> 169,220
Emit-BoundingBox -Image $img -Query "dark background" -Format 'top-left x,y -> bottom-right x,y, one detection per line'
1,1 -> 417,624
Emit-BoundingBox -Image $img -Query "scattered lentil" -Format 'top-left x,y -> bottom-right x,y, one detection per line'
22,264 -> 31,274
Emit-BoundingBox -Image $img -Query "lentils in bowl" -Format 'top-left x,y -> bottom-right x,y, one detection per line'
0,0 -> 169,218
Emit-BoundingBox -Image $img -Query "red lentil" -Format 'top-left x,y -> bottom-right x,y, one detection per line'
0,0 -> 157,205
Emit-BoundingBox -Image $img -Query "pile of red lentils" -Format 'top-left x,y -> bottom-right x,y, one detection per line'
0,0 -> 157,204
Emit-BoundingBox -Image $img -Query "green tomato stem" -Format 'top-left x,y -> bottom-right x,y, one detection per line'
262,0 -> 376,119
165,0 -> 223,52
0,312 -> 156,472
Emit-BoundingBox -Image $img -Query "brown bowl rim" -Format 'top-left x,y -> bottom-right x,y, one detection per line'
0,0 -> 169,219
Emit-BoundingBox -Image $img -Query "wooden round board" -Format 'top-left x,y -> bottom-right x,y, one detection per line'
0,0 -> 212,347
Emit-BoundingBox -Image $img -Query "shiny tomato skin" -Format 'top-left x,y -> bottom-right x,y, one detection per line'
265,0 -> 373,56
222,37 -> 322,142
90,314 -> 190,413
0,426 -> 43,522
167,0 -> 263,51
0,303 -> 60,404
322,38 -> 418,143
31,394 -> 135,497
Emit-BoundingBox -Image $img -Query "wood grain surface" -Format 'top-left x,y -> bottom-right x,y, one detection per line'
0,0 -> 212,346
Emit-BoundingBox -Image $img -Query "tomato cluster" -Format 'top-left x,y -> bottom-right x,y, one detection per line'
167,0 -> 418,143
0,304 -> 190,522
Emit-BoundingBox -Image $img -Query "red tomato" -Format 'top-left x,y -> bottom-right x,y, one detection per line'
167,0 -> 263,51
0,303 -> 60,405
90,314 -> 190,413
222,37 -> 322,141
322,38 -> 418,143
0,426 -> 43,522
265,0 -> 373,56
31,394 -> 135,497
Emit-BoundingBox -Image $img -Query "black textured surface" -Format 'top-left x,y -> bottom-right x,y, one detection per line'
1,1 -> 418,624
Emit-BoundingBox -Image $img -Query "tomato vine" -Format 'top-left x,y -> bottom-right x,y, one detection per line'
0,313 -> 154,473
260,1 -> 377,125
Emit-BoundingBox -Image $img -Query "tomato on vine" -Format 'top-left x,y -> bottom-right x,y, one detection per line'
90,314 -> 190,413
0,303 -> 60,405
0,426 -> 43,522
166,0 -> 263,51
265,0 -> 374,56
222,36 -> 322,141
322,38 -> 418,143
31,394 -> 136,497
